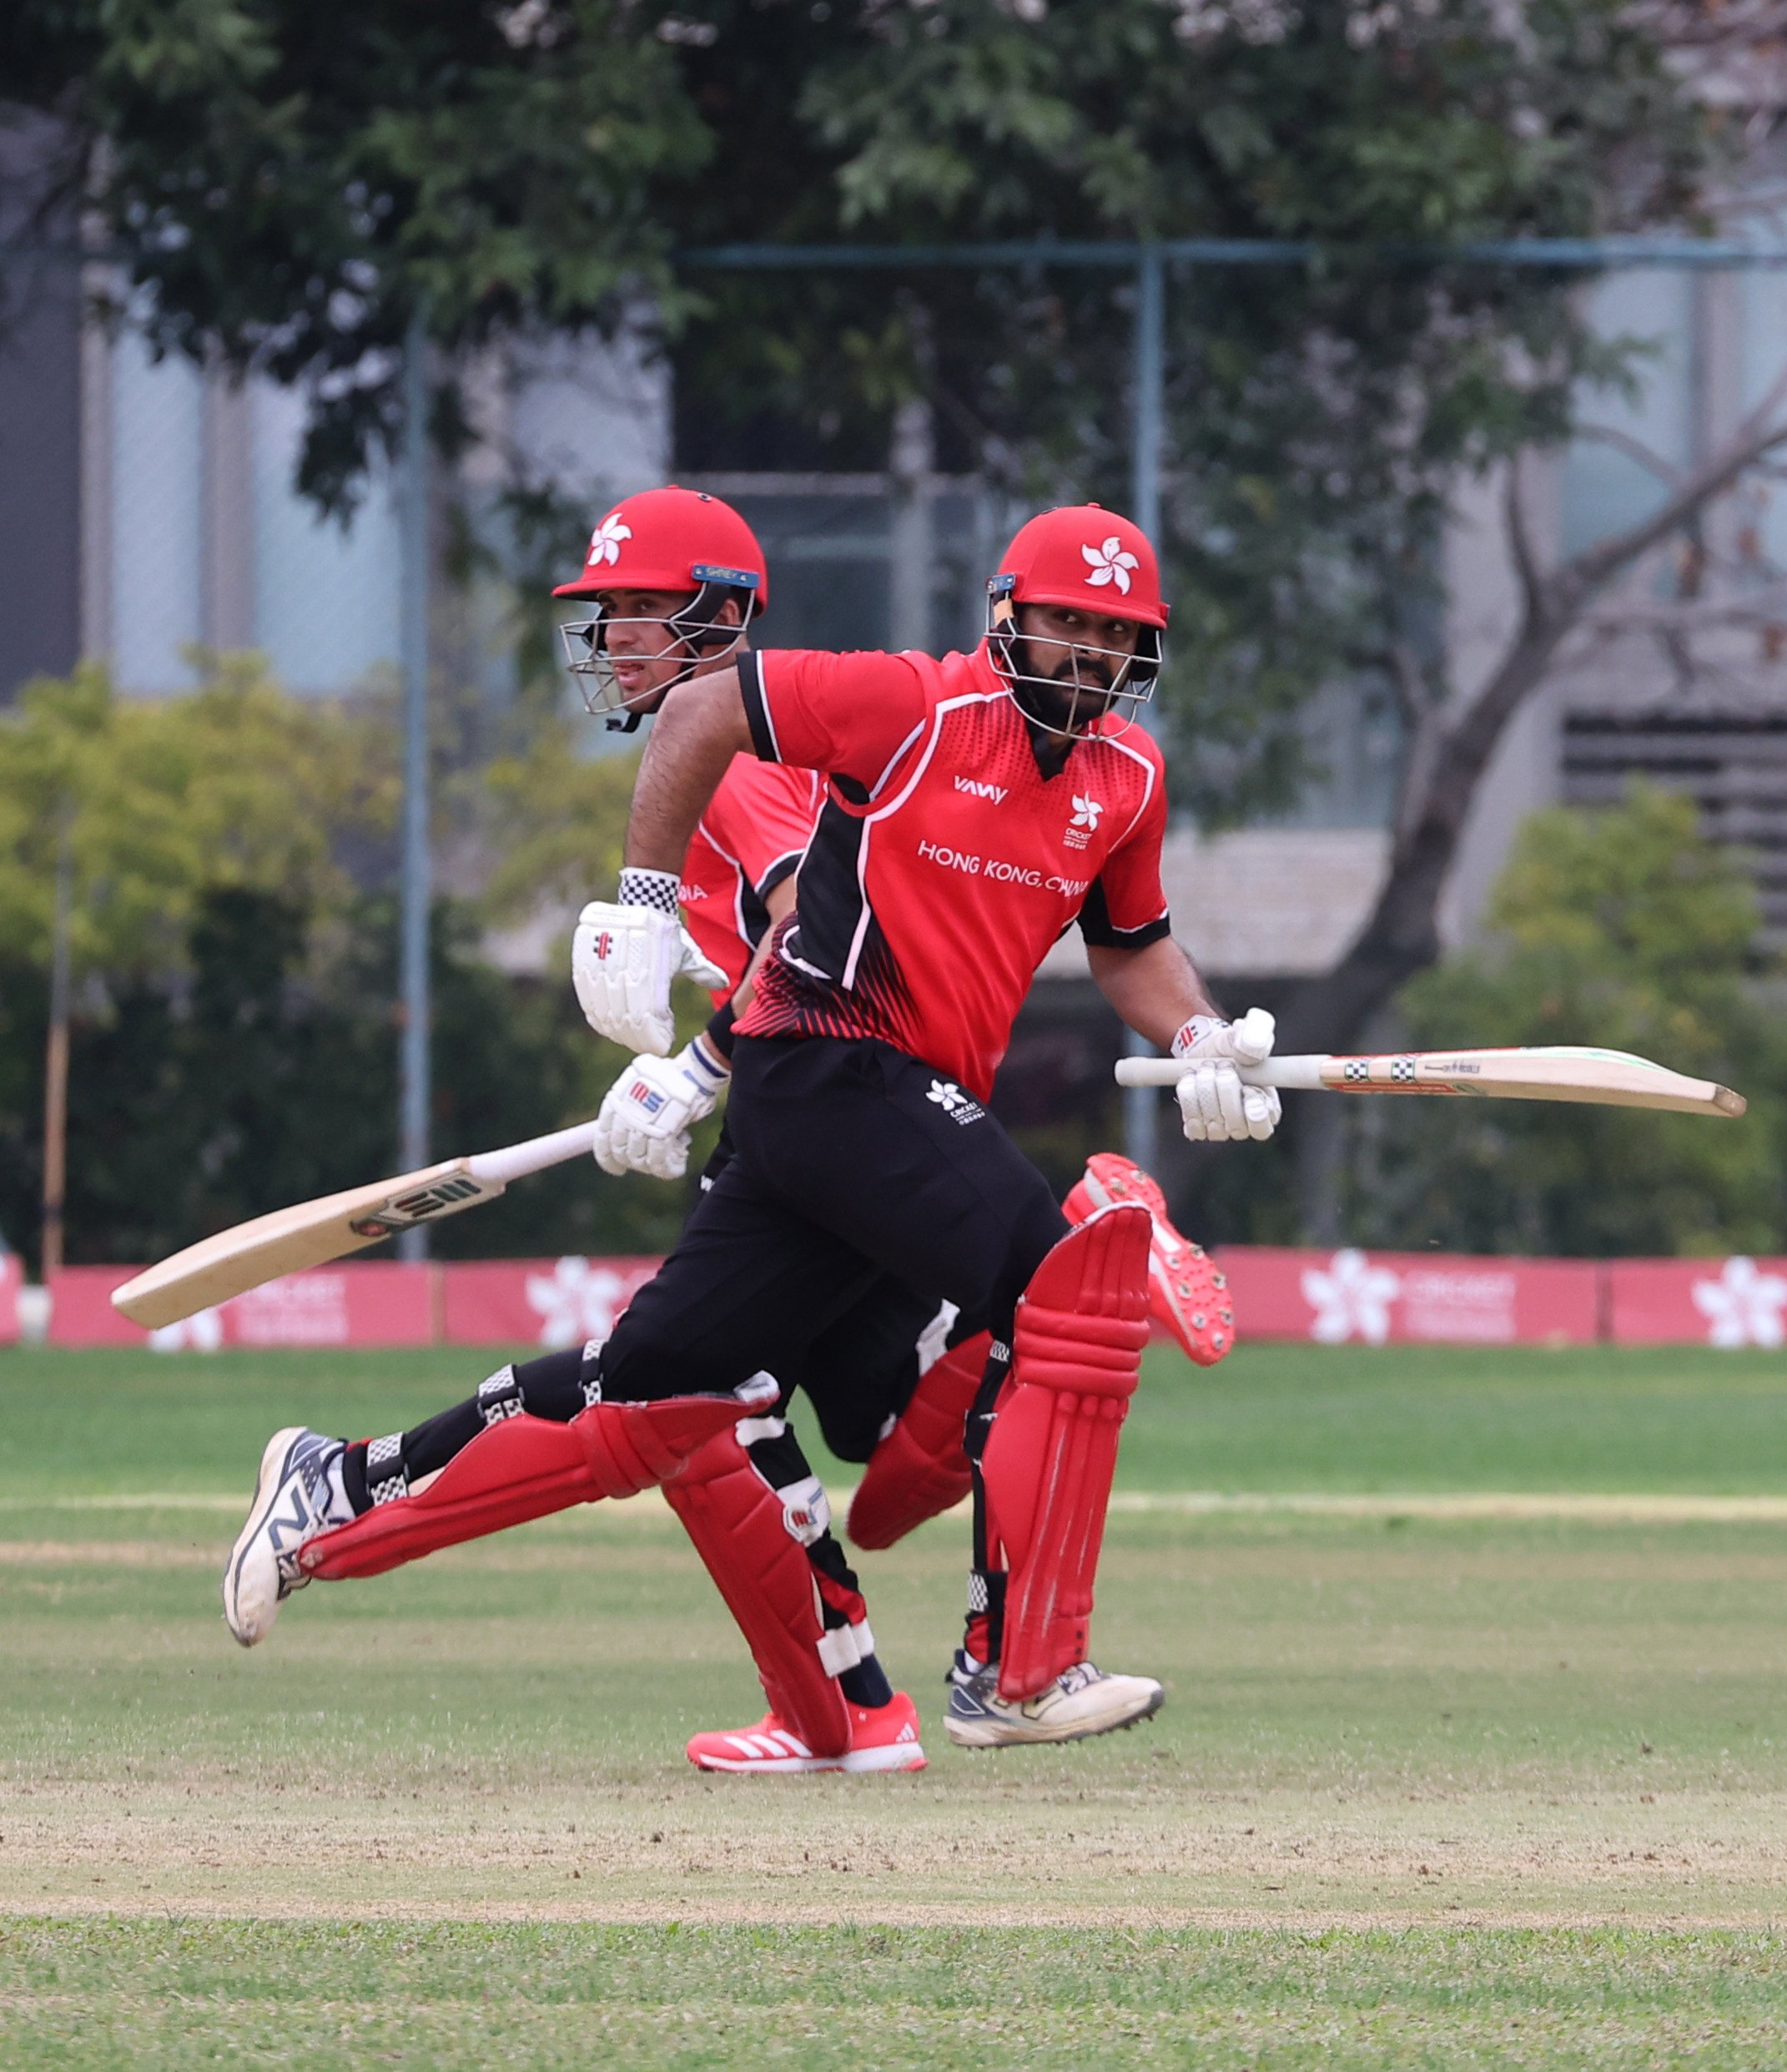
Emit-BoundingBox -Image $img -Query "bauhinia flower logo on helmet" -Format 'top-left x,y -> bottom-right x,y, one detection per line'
1081,536 -> 1140,595
586,513 -> 632,569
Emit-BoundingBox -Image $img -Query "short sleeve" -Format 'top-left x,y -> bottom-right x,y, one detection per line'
700,760 -> 820,897
739,650 -> 931,790
1079,755 -> 1170,950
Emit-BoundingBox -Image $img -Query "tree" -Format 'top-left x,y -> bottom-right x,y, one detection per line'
1341,785 -> 1786,1257
3,0 -> 706,507
0,657 -> 394,974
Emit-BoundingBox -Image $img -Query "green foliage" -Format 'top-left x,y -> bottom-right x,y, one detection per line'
677,0 -> 1713,818
480,723 -> 638,921
0,668 -> 707,1268
1342,786 -> 1787,1257
3,0 -> 706,507
0,886 -> 703,1270
0,658 -> 394,977
10,1 -> 1720,819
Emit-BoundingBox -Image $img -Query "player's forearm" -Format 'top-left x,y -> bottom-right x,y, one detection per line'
1088,936 -> 1220,1050
622,669 -> 754,875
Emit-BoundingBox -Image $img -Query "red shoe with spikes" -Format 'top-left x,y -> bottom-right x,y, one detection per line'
1062,1153 -> 1235,1367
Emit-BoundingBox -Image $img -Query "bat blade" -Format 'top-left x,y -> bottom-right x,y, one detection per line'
1314,1045 -> 1745,1117
1115,1044 -> 1745,1118
110,1159 -> 502,1329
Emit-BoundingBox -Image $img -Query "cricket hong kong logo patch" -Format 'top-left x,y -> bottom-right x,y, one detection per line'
926,1077 -> 986,1126
1081,535 -> 1139,595
1065,793 -> 1103,850
586,512 -> 632,570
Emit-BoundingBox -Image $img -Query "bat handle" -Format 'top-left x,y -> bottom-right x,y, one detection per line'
467,1119 -> 602,1187
1113,1054 -> 1328,1091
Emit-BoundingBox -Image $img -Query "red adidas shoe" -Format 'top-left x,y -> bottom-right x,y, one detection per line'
685,1690 -> 927,1775
1063,1152 -> 1234,1367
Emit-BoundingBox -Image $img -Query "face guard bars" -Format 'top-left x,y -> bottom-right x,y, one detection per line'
984,577 -> 1163,741
559,565 -> 763,732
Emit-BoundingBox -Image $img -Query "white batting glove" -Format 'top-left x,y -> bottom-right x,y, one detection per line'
571,870 -> 727,1057
1171,1008 -> 1281,1145
592,1037 -> 731,1182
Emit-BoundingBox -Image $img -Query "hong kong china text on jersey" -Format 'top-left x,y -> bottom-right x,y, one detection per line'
915,840 -> 1090,897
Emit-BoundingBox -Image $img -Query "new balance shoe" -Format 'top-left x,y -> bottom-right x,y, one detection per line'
686,1690 -> 927,1774
944,1651 -> 1165,1747
222,1427 -> 355,1647
1065,1152 -> 1233,1365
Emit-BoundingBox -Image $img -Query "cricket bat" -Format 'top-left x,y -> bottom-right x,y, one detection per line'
110,1119 -> 602,1330
1114,1044 -> 1745,1118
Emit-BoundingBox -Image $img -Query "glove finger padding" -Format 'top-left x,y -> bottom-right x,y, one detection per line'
1241,1086 -> 1281,1142
1226,1006 -> 1276,1066
1213,1061 -> 1248,1137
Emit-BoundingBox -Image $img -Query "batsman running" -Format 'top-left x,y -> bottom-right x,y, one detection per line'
222,493 -> 1246,1764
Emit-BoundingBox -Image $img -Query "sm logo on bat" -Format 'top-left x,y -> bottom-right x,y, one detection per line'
350,1173 -> 485,1238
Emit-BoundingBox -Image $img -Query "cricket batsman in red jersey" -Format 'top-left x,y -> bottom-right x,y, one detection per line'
221,495 -> 1243,1766
570,503 -> 1279,1747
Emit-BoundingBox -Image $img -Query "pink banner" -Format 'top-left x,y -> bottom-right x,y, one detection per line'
48,1263 -> 435,1349
1607,1256 -> 1787,1349
441,1257 -> 663,1349
0,1253 -> 18,1345
1214,1246 -> 1602,1347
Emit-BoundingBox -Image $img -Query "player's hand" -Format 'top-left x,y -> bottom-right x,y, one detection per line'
592,1039 -> 731,1182
571,873 -> 727,1057
1170,1008 -> 1281,1145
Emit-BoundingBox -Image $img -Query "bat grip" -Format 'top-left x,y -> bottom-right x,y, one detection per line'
1113,1055 -> 1326,1091
467,1120 -> 601,1187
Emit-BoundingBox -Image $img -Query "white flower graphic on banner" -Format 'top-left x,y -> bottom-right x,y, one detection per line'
586,513 -> 632,568
1081,536 -> 1139,594
1691,1256 -> 1787,1349
1302,1248 -> 1402,1345
526,1256 -> 631,1350
148,1306 -> 224,1354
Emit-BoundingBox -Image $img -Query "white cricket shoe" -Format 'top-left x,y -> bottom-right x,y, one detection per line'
944,1653 -> 1165,1748
222,1426 -> 353,1647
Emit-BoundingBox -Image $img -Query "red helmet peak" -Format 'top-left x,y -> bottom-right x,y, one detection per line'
993,505 -> 1166,630
552,485 -> 769,607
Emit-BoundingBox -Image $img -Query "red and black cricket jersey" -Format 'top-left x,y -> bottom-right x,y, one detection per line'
680,755 -> 821,1002
732,643 -> 1171,1101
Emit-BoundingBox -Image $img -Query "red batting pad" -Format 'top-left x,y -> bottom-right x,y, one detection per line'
300,1394 -> 753,1581
666,1429 -> 853,1760
982,1205 -> 1150,1701
846,1330 -> 992,1551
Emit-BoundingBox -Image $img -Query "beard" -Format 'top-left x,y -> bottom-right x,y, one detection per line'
1014,644 -> 1120,735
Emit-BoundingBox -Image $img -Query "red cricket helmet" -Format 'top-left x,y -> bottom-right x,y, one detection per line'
994,504 -> 1168,631
554,486 -> 768,730
986,504 -> 1167,737
552,484 -> 769,607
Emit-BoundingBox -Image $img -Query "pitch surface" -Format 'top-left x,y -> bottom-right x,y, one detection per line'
5,1342 -> 1787,2065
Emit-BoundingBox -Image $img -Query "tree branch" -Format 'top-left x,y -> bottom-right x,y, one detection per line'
1503,451 -> 1543,621
1566,360 -> 1787,602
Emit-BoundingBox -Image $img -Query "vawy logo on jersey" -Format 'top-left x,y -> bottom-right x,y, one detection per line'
1065,793 -> 1104,849
954,775 -> 1009,804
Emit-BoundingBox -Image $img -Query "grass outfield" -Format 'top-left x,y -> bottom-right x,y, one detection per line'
6,1339 -> 1787,2066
